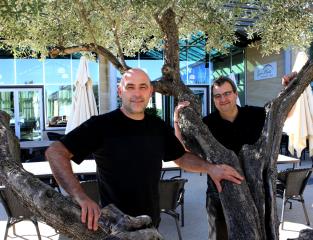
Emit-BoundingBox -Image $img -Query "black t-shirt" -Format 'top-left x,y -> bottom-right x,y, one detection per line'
202,105 -> 266,193
60,109 -> 185,224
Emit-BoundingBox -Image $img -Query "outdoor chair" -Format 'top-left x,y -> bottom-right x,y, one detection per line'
280,133 -> 290,156
80,180 -> 100,204
0,186 -> 41,240
159,178 -> 188,240
276,168 -> 312,228
46,132 -> 65,141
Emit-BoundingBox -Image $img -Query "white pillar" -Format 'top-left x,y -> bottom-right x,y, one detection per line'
98,55 -> 117,114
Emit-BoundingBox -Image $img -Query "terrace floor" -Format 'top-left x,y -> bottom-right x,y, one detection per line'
0,157 -> 312,240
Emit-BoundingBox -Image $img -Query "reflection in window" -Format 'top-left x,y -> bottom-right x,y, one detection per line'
46,85 -> 72,127
16,59 -> 43,84
0,59 -> 14,85
0,55 -> 99,129
45,57 -> 99,128
0,91 -> 13,117
19,90 -> 41,141
44,59 -> 72,85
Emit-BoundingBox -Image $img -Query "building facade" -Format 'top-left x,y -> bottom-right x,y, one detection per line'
0,44 -> 312,140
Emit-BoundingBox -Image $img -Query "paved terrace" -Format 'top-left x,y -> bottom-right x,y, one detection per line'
0,158 -> 312,240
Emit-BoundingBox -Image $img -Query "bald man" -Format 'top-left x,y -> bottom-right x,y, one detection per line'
46,68 -> 243,230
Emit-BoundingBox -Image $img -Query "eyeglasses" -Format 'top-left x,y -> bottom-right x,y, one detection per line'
213,91 -> 233,100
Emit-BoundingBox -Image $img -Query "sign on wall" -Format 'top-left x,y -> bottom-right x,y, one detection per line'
254,62 -> 277,80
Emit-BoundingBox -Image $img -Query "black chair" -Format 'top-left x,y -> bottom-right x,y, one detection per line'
280,133 -> 290,156
159,178 -> 188,240
277,168 -> 312,228
46,132 -> 65,141
80,180 -> 100,204
0,186 -> 41,240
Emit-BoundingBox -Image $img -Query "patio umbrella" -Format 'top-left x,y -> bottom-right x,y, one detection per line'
65,56 -> 98,134
283,52 -> 313,158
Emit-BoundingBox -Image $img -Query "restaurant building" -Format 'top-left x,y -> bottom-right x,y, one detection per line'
0,41 -> 312,141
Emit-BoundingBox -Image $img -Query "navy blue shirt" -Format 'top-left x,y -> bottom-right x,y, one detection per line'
60,109 -> 185,225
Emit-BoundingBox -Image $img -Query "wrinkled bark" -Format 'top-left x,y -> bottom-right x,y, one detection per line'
0,111 -> 162,240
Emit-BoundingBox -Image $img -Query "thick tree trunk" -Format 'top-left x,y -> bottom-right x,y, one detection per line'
153,7 -> 313,240
0,111 -> 162,240
174,61 -> 313,240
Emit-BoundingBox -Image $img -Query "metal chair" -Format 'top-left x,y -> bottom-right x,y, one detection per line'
159,178 -> 188,240
277,168 -> 312,228
46,132 -> 65,140
0,186 -> 41,240
280,133 -> 290,156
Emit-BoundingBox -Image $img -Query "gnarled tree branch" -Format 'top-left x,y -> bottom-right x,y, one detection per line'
0,111 -> 162,240
49,44 -> 129,73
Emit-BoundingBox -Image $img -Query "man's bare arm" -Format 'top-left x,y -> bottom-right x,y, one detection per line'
45,141 -> 100,231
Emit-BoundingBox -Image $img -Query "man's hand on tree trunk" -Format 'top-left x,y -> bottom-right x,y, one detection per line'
206,163 -> 244,192
282,71 -> 297,86
74,191 -> 101,231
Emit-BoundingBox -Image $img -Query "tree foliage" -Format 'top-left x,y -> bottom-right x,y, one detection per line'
0,0 -> 312,59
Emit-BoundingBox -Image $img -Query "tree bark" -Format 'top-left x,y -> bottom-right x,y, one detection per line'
49,44 -> 129,73
0,111 -> 162,240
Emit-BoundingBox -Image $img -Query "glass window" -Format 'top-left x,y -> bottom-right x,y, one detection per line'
231,51 -> 245,105
45,57 -> 99,128
46,85 -> 72,127
140,59 -> 163,81
0,59 -> 14,84
212,56 -> 231,78
0,91 -> 13,116
186,60 -> 207,85
44,59 -> 72,85
89,60 -> 99,85
16,59 -> 43,84
116,60 -> 139,82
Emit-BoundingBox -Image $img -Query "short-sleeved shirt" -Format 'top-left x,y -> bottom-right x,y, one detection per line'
202,105 -> 266,193
60,109 -> 185,225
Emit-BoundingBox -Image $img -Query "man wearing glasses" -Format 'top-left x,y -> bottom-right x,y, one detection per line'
174,74 -> 295,240
202,76 -> 265,240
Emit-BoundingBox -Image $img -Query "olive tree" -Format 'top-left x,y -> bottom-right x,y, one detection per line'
0,1 -> 313,239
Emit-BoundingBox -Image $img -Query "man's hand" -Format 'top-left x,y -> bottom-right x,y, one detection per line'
174,101 -> 190,123
282,71 -> 297,86
206,163 -> 244,192
74,192 -> 101,231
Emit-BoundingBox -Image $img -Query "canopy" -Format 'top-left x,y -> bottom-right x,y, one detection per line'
65,57 -> 98,134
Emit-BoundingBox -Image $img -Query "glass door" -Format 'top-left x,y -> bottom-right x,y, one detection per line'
0,87 -> 44,140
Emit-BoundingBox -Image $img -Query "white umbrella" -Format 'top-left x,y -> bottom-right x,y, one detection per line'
283,86 -> 313,158
65,56 -> 98,134
283,51 -> 313,158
